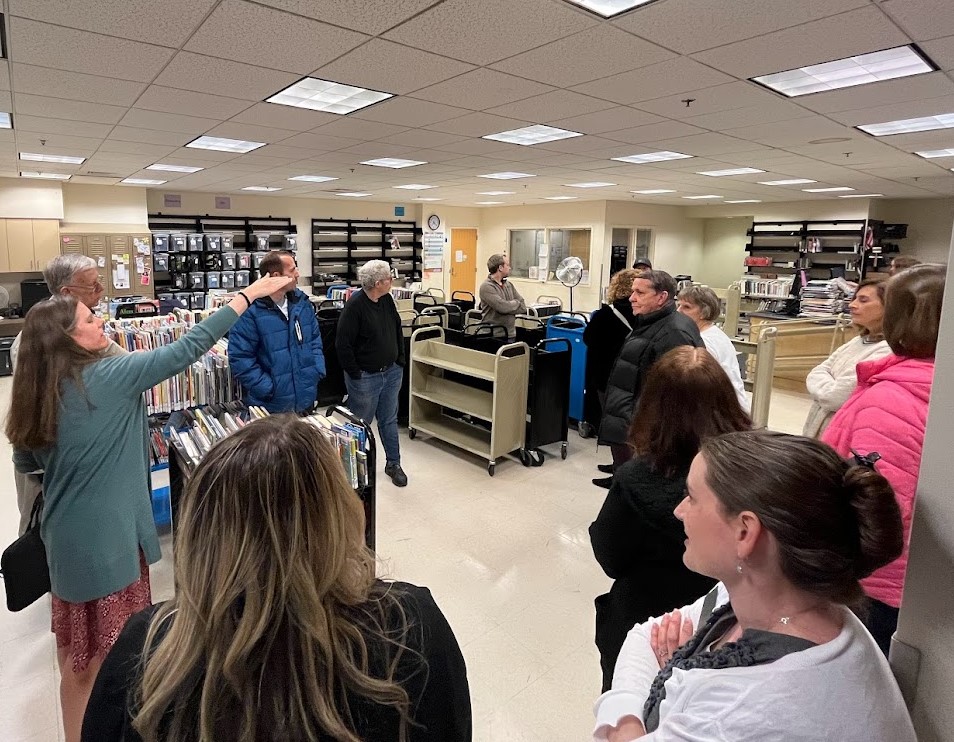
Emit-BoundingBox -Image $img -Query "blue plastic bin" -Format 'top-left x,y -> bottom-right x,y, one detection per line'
545,314 -> 588,422
151,463 -> 171,528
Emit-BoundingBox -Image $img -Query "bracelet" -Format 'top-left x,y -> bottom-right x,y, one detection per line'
237,291 -> 252,308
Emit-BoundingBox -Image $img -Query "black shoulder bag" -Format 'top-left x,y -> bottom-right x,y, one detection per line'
1,495 -> 51,611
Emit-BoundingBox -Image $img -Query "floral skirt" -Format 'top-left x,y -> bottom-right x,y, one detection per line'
51,551 -> 152,674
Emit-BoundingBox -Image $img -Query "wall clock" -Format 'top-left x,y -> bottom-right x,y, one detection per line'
427,214 -> 441,231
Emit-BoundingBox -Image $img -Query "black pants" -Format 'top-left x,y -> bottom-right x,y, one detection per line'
864,598 -> 900,657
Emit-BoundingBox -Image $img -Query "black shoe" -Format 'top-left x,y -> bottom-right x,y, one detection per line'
593,476 -> 613,489
385,463 -> 408,487
597,464 -> 615,474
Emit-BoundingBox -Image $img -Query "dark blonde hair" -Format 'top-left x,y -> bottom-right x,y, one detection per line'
608,269 -> 641,302
5,295 -> 99,449
883,263 -> 945,358
629,347 -> 751,477
701,431 -> 903,606
134,416 -> 417,742
677,285 -> 721,322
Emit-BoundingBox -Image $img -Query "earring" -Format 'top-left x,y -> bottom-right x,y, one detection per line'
736,563 -> 743,574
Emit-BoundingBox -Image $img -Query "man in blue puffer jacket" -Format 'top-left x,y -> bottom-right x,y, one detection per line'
228,250 -> 326,413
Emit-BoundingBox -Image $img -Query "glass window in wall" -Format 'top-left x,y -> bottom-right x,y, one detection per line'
633,228 -> 654,265
547,228 -> 591,280
508,229 -> 545,279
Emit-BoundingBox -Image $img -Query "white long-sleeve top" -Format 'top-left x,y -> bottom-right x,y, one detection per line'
700,325 -> 748,411
802,335 -> 891,437
593,585 -> 916,742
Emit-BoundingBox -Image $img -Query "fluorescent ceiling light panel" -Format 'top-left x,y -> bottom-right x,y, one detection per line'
682,195 -> 722,199
726,200 -> 762,203
477,190 -> 516,195
147,163 -> 204,173
20,151 -> 86,164
414,197 -> 443,201
483,124 -> 583,146
0,113 -> 12,129
915,148 -> 954,158
802,186 -> 855,192
566,181 -> 616,188
858,112 -> 954,136
121,178 -> 167,185
697,167 -> 765,176
267,77 -> 393,115
337,192 -> 372,197
361,158 -> 426,169
631,189 -> 676,194
186,136 -> 265,153
242,186 -> 282,191
545,196 -> 578,200
20,172 -> 70,180
840,193 -> 883,198
759,178 -> 817,185
288,175 -> 338,183
612,151 -> 693,164
477,201 -> 504,205
393,184 -> 436,190
479,172 -> 536,180
753,45 -> 935,98
562,0 -> 658,19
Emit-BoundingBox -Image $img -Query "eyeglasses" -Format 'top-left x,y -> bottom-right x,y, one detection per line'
65,281 -> 103,293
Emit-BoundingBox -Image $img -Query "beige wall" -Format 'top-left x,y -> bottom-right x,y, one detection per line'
869,198 -> 953,264
0,178 -> 64,219
419,206 -> 481,294
604,200 -> 705,281
61,183 -> 149,232
697,217 -> 753,289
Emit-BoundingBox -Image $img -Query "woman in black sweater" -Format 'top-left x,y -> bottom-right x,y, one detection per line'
589,347 -> 751,691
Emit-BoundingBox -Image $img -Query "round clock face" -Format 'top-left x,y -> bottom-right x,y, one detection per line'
427,214 -> 441,230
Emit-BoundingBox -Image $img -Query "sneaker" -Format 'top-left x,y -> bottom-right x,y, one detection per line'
385,463 -> 408,487
592,476 -> 613,489
597,464 -> 615,474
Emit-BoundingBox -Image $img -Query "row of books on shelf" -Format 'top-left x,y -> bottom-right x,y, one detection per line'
165,404 -> 371,489
740,276 -> 794,299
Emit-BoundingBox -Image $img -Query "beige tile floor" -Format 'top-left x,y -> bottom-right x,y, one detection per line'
0,377 -> 812,742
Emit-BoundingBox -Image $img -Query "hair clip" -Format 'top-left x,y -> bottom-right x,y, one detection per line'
851,450 -> 882,470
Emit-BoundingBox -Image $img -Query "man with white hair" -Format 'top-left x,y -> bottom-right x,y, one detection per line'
336,260 -> 408,487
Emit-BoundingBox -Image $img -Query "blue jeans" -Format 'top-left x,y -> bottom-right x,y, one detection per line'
344,363 -> 403,466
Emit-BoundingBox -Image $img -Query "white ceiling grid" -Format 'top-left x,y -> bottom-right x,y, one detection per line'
0,0 -> 951,205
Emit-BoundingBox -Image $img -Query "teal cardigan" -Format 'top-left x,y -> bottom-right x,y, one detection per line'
13,307 -> 239,603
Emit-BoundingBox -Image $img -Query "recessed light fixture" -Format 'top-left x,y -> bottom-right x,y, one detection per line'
479,172 -> 536,180
683,195 -> 723,199
839,193 -> 883,198
147,163 -> 204,173
361,158 -> 426,169
20,172 -> 71,180
697,167 -> 765,177
393,184 -> 436,190
545,196 -> 578,200
477,190 -> 516,195
288,175 -> 339,183
20,152 -> 86,164
337,192 -> 372,197
483,124 -> 583,146
414,197 -> 443,201
802,186 -> 855,193
121,178 -> 167,185
753,45 -> 936,97
562,0 -> 658,19
186,136 -> 266,153
726,199 -> 762,203
566,181 -> 616,188
759,179 -> 817,185
0,113 -> 12,129
242,186 -> 282,192
631,189 -> 676,194
267,77 -> 393,114
612,151 -> 693,164
808,137 -> 852,145
476,201 -> 505,205
915,148 -> 954,158
858,112 -> 954,137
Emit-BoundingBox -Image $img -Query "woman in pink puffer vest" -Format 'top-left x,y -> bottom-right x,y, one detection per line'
823,264 -> 946,654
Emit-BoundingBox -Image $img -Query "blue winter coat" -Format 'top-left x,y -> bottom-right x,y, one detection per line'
227,289 -> 326,413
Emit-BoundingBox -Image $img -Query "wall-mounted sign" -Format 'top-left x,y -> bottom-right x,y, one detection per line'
163,193 -> 181,208
215,195 -> 231,209
394,205 -> 405,217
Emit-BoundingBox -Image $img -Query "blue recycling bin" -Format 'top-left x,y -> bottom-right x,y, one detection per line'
545,314 -> 588,422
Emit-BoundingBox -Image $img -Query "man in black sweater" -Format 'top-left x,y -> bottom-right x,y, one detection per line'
336,260 -> 408,486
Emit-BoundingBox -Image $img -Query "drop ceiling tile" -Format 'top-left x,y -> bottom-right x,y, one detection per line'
202,122 -> 299,145
431,137 -> 524,157
14,132 -> 103,152
160,147 -> 243,163
67,175 -> 124,185
108,127 -> 196,146
535,135 -> 633,155
278,132 -> 365,151
0,62 -> 8,92
612,0 -> 868,54
312,117 -> 410,141
492,26 -> 674,88
725,117 -> 856,147
881,0 -> 954,41
635,82 -> 783,120
185,0 -> 367,74
119,108 -> 224,135
153,52 -> 300,101
11,115 -> 114,139
312,39 -> 475,96
603,121 -> 708,145
426,112 -> 530,138
692,6 -> 910,79
12,64 -> 147,107
685,102 -> 813,131
376,129 -> 468,149
548,107 -> 666,135
855,163 -> 945,178
384,0 -> 596,66
228,102 -> 339,131
352,98 -> 471,128
484,90 -> 616,123
920,36 -> 954,71
250,0 -> 438,35
133,86 -> 251,120
828,94 -> 954,127
571,57 -> 734,105
797,72 -> 954,115
642,132 -> 770,156
7,0 -> 219,46
877,130 -> 954,150
9,18 -> 175,83
96,140 -> 179,158
412,68 -> 554,111
12,94 -> 127,125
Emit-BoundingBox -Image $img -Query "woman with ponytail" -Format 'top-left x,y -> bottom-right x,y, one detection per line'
593,431 -> 915,742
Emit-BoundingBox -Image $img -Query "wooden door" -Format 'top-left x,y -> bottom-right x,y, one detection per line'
449,228 -> 478,297
32,220 -> 61,267
6,220 -> 36,272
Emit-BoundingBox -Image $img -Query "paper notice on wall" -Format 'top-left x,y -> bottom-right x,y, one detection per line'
135,257 -> 145,273
134,238 -> 150,255
455,250 -> 464,263
537,257 -> 549,281
113,263 -> 130,289
97,257 -> 106,267
529,266 -> 538,279
140,270 -> 151,286
538,243 -> 548,257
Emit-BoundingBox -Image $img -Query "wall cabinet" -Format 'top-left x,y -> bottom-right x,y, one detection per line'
61,233 -> 154,299
1,219 -> 60,272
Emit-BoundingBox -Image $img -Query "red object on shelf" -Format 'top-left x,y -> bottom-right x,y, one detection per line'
744,256 -> 772,266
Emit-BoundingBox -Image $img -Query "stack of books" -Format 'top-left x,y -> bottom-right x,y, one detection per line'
799,279 -> 852,318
